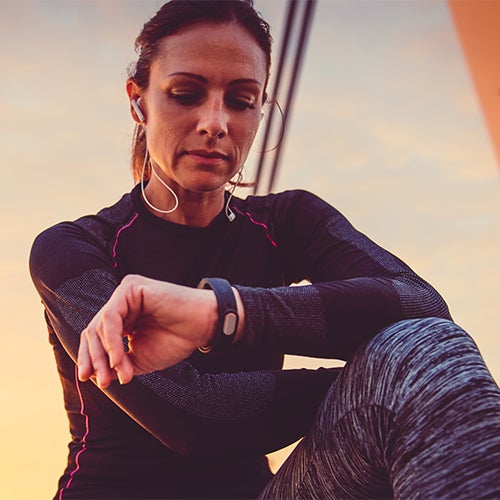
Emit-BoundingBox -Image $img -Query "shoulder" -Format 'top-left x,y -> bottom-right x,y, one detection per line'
32,191 -> 136,254
74,190 -> 137,245
29,221 -> 95,292
29,191 -> 135,287
236,189 -> 340,224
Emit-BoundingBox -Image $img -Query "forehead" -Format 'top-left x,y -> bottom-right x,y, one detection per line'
152,22 -> 267,84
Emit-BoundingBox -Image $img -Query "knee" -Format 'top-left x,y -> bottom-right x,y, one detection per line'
337,318 -> 487,409
360,317 -> 475,369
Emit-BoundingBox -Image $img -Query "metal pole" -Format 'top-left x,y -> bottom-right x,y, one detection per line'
267,0 -> 317,193
253,0 -> 298,194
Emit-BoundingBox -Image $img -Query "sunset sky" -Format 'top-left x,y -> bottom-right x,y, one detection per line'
1,1 -> 499,498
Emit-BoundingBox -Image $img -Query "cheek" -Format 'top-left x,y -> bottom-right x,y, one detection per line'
148,120 -> 179,151
148,100 -> 188,140
235,117 -> 261,151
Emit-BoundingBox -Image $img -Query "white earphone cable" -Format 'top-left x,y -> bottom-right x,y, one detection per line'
140,151 -> 179,215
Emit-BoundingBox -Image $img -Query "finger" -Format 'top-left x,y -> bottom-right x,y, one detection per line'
109,334 -> 135,385
92,280 -> 138,362
113,356 -> 135,385
98,282 -> 142,384
77,333 -> 94,381
97,308 -> 136,383
93,309 -> 135,385
85,324 -> 116,389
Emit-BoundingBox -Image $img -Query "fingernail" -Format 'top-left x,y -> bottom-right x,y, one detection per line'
96,374 -> 103,389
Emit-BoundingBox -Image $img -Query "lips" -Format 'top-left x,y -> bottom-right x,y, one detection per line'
186,149 -> 229,161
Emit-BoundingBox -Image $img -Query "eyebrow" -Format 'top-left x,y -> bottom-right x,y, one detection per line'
167,71 -> 262,87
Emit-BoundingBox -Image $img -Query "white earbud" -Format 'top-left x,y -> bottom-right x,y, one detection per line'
131,99 -> 146,123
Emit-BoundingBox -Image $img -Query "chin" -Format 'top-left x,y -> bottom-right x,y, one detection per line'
182,175 -> 231,194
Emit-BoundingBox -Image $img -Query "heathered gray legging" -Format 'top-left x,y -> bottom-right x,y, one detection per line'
259,318 -> 500,499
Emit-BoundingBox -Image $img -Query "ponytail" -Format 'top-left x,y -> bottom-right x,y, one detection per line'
131,124 -> 149,184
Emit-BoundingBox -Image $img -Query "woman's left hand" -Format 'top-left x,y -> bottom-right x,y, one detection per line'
77,274 -> 218,389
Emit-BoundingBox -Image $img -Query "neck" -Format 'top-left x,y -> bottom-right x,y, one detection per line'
143,178 -> 226,227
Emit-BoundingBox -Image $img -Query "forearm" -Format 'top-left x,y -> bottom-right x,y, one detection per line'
37,273 -> 339,457
104,364 -> 340,457
235,274 -> 451,360
32,247 -> 333,458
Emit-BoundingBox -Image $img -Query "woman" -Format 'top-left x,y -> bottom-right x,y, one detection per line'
30,1 -> 500,499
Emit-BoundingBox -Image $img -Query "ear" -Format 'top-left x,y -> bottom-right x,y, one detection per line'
126,79 -> 146,125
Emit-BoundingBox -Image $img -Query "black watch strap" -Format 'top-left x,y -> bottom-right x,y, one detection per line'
197,277 -> 238,353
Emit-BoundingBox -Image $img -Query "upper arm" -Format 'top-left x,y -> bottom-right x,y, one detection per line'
30,222 -> 119,360
235,191 -> 451,359
275,191 -> 450,319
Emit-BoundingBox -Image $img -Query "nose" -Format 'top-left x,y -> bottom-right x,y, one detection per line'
197,95 -> 228,139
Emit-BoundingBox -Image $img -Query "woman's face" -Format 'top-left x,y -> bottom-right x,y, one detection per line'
131,22 -> 267,196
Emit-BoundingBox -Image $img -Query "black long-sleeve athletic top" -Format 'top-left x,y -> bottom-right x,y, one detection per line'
30,186 -> 451,499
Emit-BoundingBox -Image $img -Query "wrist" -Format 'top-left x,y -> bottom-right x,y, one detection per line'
199,289 -> 218,349
197,278 -> 240,353
232,286 -> 245,342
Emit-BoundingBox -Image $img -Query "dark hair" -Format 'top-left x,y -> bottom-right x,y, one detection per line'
128,0 -> 272,182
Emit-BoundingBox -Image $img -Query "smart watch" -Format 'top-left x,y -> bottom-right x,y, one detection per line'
197,277 -> 239,353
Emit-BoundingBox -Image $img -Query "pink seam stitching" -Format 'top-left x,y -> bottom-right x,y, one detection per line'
58,365 -> 90,499
233,206 -> 278,248
112,212 -> 139,268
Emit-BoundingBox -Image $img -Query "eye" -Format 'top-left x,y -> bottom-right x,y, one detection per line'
168,91 -> 203,106
226,95 -> 256,111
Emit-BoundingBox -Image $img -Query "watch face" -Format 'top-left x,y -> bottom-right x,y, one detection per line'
222,312 -> 238,336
